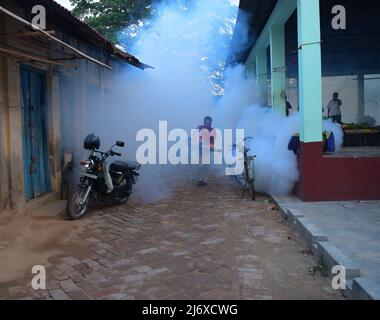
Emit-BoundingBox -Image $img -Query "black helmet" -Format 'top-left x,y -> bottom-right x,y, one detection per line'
84,133 -> 100,150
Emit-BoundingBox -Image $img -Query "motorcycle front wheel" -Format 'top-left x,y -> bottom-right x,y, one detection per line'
66,187 -> 91,220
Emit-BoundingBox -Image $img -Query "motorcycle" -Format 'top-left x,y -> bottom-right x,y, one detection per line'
66,134 -> 141,220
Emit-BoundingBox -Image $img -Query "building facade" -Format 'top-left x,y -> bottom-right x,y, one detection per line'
0,0 -> 148,213
232,0 -> 380,201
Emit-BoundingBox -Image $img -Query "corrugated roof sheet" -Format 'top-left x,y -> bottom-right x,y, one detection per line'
51,0 -> 113,47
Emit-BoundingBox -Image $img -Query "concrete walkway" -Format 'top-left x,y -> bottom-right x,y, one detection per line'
273,196 -> 380,300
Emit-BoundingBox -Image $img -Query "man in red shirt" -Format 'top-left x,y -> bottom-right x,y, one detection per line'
196,116 -> 216,186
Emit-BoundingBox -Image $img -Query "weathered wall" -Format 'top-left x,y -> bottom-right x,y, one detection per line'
0,8 -> 22,211
0,2 -> 120,213
295,142 -> 380,201
0,55 -> 12,210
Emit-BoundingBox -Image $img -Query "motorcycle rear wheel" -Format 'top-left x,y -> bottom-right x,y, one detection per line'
66,188 -> 91,220
115,176 -> 133,205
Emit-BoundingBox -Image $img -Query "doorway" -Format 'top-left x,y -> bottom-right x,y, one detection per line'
21,66 -> 51,200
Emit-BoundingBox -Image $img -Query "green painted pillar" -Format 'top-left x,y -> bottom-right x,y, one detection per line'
297,0 -> 323,143
270,24 -> 286,115
246,61 -> 256,80
357,73 -> 365,124
256,48 -> 268,106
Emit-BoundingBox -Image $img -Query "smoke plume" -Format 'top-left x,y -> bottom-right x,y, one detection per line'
63,0 -> 343,201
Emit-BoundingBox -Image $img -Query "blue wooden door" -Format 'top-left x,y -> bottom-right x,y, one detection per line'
21,67 -> 51,200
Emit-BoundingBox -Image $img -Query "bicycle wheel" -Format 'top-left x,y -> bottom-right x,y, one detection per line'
244,161 -> 255,201
233,174 -> 247,188
247,179 -> 256,200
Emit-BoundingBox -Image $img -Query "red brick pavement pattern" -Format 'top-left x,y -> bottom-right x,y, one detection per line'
2,175 -> 343,300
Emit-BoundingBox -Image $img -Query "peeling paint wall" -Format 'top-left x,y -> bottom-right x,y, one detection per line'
0,1 -> 121,214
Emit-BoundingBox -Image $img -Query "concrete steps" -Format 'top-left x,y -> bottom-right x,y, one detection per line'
29,199 -> 67,219
25,192 -> 67,219
25,192 -> 60,215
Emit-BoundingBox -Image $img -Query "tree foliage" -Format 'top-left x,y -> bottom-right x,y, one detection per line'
69,0 -> 154,43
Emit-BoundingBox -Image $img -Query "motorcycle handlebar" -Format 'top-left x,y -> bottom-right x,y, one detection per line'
95,147 -> 122,159
111,151 -> 122,157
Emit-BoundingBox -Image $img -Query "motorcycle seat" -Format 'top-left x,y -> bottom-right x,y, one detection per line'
110,161 -> 141,172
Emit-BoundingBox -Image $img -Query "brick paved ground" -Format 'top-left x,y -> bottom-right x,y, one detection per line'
1,173 -> 344,300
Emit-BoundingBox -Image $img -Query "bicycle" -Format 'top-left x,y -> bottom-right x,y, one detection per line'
232,137 -> 256,200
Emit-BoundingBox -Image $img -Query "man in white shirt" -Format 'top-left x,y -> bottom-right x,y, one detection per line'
327,92 -> 343,124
